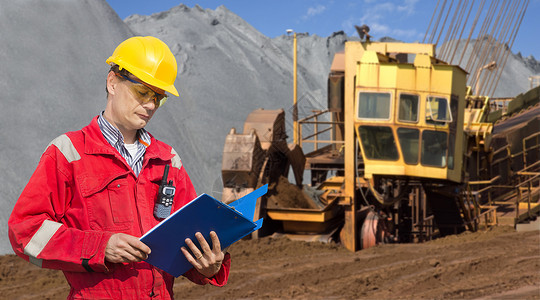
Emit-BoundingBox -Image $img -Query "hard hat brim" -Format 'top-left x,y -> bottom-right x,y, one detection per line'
107,57 -> 179,97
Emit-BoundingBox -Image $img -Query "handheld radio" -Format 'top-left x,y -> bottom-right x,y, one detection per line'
154,164 -> 176,219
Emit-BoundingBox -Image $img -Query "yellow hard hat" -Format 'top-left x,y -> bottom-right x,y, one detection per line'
106,36 -> 179,96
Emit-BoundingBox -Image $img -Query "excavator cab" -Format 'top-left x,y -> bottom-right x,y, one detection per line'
352,48 -> 467,186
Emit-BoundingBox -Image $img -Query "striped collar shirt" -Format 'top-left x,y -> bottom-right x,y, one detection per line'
97,112 -> 151,176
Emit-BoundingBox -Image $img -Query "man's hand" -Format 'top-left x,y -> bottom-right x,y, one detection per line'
105,233 -> 151,263
181,231 -> 225,278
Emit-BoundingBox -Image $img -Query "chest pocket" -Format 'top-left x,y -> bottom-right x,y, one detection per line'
80,175 -> 134,232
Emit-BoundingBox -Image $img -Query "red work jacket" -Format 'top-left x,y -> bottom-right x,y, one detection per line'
8,117 -> 230,299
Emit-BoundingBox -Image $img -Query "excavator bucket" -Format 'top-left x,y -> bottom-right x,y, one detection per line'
221,128 -> 264,204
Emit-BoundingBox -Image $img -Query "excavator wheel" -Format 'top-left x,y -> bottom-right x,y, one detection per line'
359,210 -> 389,249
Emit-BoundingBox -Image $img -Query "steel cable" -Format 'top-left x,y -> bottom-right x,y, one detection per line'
481,0 -> 516,95
439,0 -> 461,60
486,0 -> 528,96
435,0 -> 455,47
424,0 -> 529,96
466,0 -> 499,90
474,0 -> 506,94
424,0 -> 442,43
447,0 -> 475,64
429,0 -> 448,44
458,0 -> 487,66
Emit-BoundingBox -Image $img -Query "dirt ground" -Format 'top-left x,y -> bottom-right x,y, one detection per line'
1,225 -> 538,299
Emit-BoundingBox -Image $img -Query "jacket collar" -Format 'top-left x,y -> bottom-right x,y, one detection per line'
82,116 -> 174,162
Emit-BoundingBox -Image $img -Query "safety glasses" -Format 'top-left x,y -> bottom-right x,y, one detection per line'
116,73 -> 168,108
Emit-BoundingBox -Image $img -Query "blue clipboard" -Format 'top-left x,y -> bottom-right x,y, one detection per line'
140,184 -> 267,277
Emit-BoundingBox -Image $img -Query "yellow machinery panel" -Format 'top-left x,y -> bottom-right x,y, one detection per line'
350,42 -> 467,183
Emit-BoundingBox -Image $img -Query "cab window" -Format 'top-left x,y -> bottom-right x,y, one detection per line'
398,93 -> 419,122
421,130 -> 447,167
358,92 -> 391,120
426,96 -> 452,124
358,126 -> 399,160
397,128 -> 419,164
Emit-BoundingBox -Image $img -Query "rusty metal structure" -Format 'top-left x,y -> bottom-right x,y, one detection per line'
220,0 -> 539,251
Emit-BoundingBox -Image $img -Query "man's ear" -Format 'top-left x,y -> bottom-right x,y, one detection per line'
106,71 -> 118,95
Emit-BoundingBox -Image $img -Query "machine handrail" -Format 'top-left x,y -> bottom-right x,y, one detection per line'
298,109 -> 344,151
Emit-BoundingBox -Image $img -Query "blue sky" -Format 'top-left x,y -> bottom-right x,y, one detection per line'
106,0 -> 539,59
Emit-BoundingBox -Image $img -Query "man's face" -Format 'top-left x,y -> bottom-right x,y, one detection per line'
106,71 -> 166,134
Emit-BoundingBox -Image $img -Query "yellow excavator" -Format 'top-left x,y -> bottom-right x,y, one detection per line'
220,40 -> 539,251
221,3 -> 539,251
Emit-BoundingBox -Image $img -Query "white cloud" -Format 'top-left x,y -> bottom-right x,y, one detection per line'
342,0 -> 422,40
397,0 -> 419,15
392,28 -> 421,40
307,4 -> 326,16
361,0 -> 419,22
359,2 -> 393,25
302,4 -> 326,20
342,16 -> 362,35
370,23 -> 391,36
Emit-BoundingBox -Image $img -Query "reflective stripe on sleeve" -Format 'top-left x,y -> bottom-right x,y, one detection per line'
23,220 -> 62,267
47,134 -> 81,163
170,148 -> 183,170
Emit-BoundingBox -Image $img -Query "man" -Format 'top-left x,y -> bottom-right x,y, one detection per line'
8,36 -> 230,299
